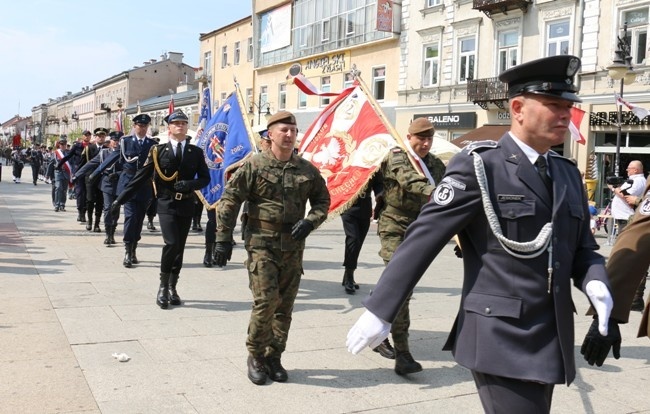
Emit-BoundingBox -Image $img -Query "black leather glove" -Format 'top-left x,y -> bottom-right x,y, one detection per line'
580,318 -> 621,367
173,180 -> 191,192
373,196 -> 385,221
54,162 -> 62,171
71,176 -> 77,184
214,241 -> 233,267
453,244 -> 463,258
291,219 -> 313,241
110,201 -> 121,218
108,172 -> 119,182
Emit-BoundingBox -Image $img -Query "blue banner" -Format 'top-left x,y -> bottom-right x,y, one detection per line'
199,87 -> 212,128
195,92 -> 252,206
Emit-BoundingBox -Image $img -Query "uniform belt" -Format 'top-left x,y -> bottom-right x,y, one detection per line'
384,204 -> 420,220
158,188 -> 194,200
247,218 -> 294,233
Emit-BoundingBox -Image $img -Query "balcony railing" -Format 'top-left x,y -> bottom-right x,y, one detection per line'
473,0 -> 531,18
467,77 -> 508,110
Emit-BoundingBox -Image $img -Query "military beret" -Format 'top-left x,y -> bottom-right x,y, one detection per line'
408,117 -> 435,136
267,110 -> 297,128
82,129 -> 92,136
499,55 -> 582,103
133,114 -> 152,125
109,131 -> 124,141
58,136 -> 67,143
164,109 -> 189,124
94,127 -> 109,135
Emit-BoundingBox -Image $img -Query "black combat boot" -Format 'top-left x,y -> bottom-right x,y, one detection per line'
147,218 -> 156,232
247,354 -> 268,385
372,338 -> 396,359
203,243 -> 214,267
85,215 -> 93,231
266,356 -> 288,382
631,275 -> 647,312
342,269 -> 356,294
108,226 -> 116,245
103,228 -> 111,245
131,243 -> 139,264
77,210 -> 84,222
394,352 -> 423,376
123,245 -> 133,268
168,273 -> 181,306
157,273 -> 170,309
93,215 -> 101,233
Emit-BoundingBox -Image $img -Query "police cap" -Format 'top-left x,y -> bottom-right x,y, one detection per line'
499,55 -> 582,103
164,109 -> 189,124
133,114 -> 151,125
408,118 -> 435,137
94,127 -> 109,136
109,131 -> 124,141
82,129 -> 92,136
266,110 -> 296,129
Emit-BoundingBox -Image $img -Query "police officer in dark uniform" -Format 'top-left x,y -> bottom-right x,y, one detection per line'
110,114 -> 156,267
80,127 -> 110,232
347,55 -> 614,413
111,110 -> 210,309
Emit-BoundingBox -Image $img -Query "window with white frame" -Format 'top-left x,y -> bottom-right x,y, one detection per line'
234,41 -> 241,65
221,92 -> 227,105
427,0 -> 442,7
321,76 -> 331,106
260,86 -> 268,108
247,37 -> 253,61
204,52 -> 212,77
322,19 -> 330,42
498,30 -> 519,73
279,84 -> 287,110
458,37 -> 476,82
423,44 -> 439,87
373,66 -> 386,100
246,88 -> 253,110
298,91 -> 307,109
344,72 -> 354,89
546,19 -> 570,56
221,45 -> 228,68
624,7 -> 648,65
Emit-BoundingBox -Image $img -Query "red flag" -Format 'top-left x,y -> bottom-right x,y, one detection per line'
114,110 -> 123,132
569,107 -> 586,145
299,85 -> 398,216
168,97 -> 175,115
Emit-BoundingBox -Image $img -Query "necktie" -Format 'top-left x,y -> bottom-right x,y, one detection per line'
176,142 -> 182,164
535,156 -> 552,193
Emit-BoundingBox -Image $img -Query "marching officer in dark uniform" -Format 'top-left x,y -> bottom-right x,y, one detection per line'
106,114 -> 156,267
111,110 -> 210,309
57,130 -> 92,222
347,55 -> 614,413
79,127 -> 110,232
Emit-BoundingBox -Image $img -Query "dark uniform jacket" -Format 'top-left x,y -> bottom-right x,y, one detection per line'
116,140 -> 210,217
78,147 -> 121,195
363,134 -> 609,385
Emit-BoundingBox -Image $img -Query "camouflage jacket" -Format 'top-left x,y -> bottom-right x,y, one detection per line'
377,148 -> 446,260
216,149 -> 330,251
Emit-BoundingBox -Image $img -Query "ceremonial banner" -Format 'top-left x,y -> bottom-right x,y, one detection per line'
615,93 -> 650,120
194,91 -> 253,209
569,107 -> 586,145
198,87 -> 212,130
299,83 -> 398,216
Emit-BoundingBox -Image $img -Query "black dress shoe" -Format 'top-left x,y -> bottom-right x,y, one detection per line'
394,352 -> 422,375
247,355 -> 268,385
266,356 -> 288,382
372,338 -> 396,360
156,285 -> 169,309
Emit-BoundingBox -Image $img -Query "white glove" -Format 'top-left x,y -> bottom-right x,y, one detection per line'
346,309 -> 391,354
586,280 -> 613,336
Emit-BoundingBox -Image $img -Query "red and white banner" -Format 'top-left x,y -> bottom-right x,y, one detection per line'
615,92 -> 650,120
292,74 -> 342,97
168,97 -> 175,115
569,107 -> 586,145
299,84 -> 398,216
55,149 -> 73,185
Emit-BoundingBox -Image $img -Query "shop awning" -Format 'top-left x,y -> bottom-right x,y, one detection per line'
451,124 -> 511,148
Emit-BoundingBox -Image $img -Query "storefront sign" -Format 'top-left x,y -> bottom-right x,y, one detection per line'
301,51 -> 350,77
414,112 -> 477,129
589,111 -> 650,126
497,111 -> 511,120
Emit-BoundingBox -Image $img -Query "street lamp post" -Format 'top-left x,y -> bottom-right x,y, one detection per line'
606,22 -> 637,177
249,93 -> 271,125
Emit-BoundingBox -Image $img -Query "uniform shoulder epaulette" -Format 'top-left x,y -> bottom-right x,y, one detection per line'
548,150 -> 576,165
463,140 -> 498,155
391,147 -> 405,154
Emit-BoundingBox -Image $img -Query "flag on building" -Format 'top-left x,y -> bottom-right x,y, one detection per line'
199,87 -> 212,130
194,91 -> 253,208
298,81 -> 398,216
114,110 -> 123,132
569,107 -> 586,145
615,92 -> 650,120
168,97 -> 175,115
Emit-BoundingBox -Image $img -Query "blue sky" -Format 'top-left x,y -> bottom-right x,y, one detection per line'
0,0 -> 251,122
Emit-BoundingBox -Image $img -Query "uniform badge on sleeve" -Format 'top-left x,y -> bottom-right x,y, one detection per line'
640,196 -> 650,216
433,183 -> 454,205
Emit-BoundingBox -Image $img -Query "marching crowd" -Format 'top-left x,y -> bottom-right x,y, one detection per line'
3,55 -> 650,413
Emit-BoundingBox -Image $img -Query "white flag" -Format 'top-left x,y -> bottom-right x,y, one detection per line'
615,93 -> 650,120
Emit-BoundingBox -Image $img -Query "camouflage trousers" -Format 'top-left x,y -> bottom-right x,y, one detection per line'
245,247 -> 304,357
383,256 -> 413,353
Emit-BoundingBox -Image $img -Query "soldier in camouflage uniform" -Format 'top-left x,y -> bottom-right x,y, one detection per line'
376,117 -> 446,375
214,111 -> 330,385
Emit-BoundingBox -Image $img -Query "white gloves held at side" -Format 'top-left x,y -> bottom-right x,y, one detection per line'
346,310 -> 391,354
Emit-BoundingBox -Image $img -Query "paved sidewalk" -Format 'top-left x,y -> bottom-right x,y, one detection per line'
0,177 -> 649,414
